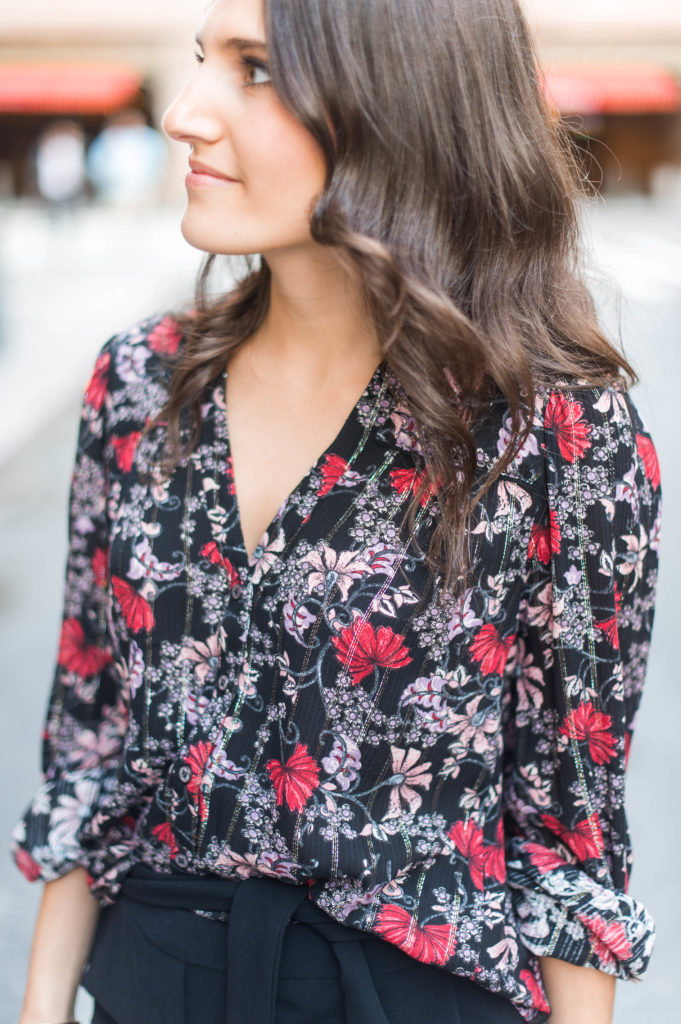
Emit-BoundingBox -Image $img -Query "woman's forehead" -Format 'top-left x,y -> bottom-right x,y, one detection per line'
198,0 -> 268,47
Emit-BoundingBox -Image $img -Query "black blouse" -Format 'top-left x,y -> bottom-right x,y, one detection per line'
11,315 -> 661,1022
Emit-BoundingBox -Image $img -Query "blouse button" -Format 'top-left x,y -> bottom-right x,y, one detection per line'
231,583 -> 243,600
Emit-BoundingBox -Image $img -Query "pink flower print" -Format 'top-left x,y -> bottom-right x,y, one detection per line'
283,596 -> 317,643
384,746 -> 432,819
178,631 -> 224,685
303,544 -> 370,600
447,694 -> 499,757
321,734 -> 362,791
446,587 -> 482,640
249,530 -> 285,584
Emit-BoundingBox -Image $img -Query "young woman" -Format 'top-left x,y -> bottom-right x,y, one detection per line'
12,1 -> 661,1023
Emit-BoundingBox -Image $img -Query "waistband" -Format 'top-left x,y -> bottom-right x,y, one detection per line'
120,864 -> 392,1024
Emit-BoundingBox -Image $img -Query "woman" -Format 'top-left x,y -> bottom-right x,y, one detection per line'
12,1 -> 660,1022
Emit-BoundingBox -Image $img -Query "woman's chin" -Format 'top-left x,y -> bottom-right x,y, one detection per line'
178,214 -> 256,257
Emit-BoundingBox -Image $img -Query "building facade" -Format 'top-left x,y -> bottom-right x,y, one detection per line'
1,0 -> 680,199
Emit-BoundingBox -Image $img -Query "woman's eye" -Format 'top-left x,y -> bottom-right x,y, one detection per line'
193,50 -> 205,65
242,57 -> 271,87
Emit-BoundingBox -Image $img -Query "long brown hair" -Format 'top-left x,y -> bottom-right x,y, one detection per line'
152,0 -> 634,593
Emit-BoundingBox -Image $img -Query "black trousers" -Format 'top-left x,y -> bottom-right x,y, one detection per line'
82,864 -> 525,1024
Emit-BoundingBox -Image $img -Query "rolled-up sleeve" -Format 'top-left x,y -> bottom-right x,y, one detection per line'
10,342 -> 127,883
503,386 -> 660,980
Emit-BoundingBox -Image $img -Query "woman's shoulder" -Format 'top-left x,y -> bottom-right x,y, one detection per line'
480,378 -> 659,495
99,312 -> 185,384
85,313 -> 186,422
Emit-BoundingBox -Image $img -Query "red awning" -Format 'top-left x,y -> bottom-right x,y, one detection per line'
0,64 -> 142,115
543,63 -> 681,116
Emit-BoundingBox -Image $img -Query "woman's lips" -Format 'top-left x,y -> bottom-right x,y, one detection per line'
186,162 -> 239,188
186,170 -> 238,188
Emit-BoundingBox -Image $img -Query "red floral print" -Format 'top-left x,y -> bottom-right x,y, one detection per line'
152,822 -> 179,859
544,393 -> 592,462
447,819 -> 487,889
528,509 -> 561,564
576,913 -> 633,969
185,740 -> 213,822
375,904 -> 455,966
112,576 -> 155,633
57,618 -> 112,677
519,970 -> 550,1014
541,812 -> 604,861
225,456 -> 236,495
147,315 -> 183,355
200,541 -> 241,587
10,320 -> 660,1022
559,702 -> 617,765
636,434 -> 660,490
331,617 -> 412,685
594,614 -> 619,649
389,467 -> 437,507
14,847 -> 42,883
266,743 -> 320,813
482,817 -> 507,884
525,842 -> 568,874
317,453 -> 349,497
84,351 -> 110,412
92,548 -> 108,589
447,818 -> 506,889
469,624 -> 515,676
111,431 -> 141,473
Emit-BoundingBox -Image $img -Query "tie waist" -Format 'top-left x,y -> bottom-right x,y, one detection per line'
119,864 -> 392,1024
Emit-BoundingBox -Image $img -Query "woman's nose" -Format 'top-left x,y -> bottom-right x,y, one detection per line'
161,79 -> 223,146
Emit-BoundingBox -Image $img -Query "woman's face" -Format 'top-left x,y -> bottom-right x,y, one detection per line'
162,0 -> 327,258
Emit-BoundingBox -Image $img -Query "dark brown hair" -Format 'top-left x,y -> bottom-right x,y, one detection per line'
152,0 -> 634,592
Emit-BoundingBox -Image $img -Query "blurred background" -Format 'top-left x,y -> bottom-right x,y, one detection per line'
0,0 -> 679,1021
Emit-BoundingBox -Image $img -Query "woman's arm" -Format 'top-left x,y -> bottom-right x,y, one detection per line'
18,868 -> 100,1024
539,957 -> 616,1024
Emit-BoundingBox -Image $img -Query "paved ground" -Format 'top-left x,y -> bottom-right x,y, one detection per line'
0,197 -> 679,1023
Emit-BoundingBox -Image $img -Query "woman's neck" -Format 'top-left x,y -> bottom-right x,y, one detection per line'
245,244 -> 382,389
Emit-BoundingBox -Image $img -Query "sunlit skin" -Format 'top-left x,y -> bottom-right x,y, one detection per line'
162,0 -> 328,260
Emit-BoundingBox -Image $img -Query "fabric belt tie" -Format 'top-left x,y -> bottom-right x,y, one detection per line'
121,866 -> 392,1024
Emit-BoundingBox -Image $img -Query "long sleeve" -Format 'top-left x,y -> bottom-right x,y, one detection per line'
10,342 -> 128,883
503,385 -> 660,980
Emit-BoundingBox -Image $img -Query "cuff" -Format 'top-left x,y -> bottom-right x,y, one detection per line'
10,770 -> 104,883
506,839 -> 655,980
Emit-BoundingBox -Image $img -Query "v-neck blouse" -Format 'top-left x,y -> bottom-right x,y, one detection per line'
11,315 -> 661,1023
217,359 -> 391,579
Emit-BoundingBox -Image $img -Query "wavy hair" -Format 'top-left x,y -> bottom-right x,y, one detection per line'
152,0 -> 634,593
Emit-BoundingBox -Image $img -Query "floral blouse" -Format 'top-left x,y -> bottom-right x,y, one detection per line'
11,315 -> 661,1022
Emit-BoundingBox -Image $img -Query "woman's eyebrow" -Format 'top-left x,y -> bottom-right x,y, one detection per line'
194,33 -> 268,51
